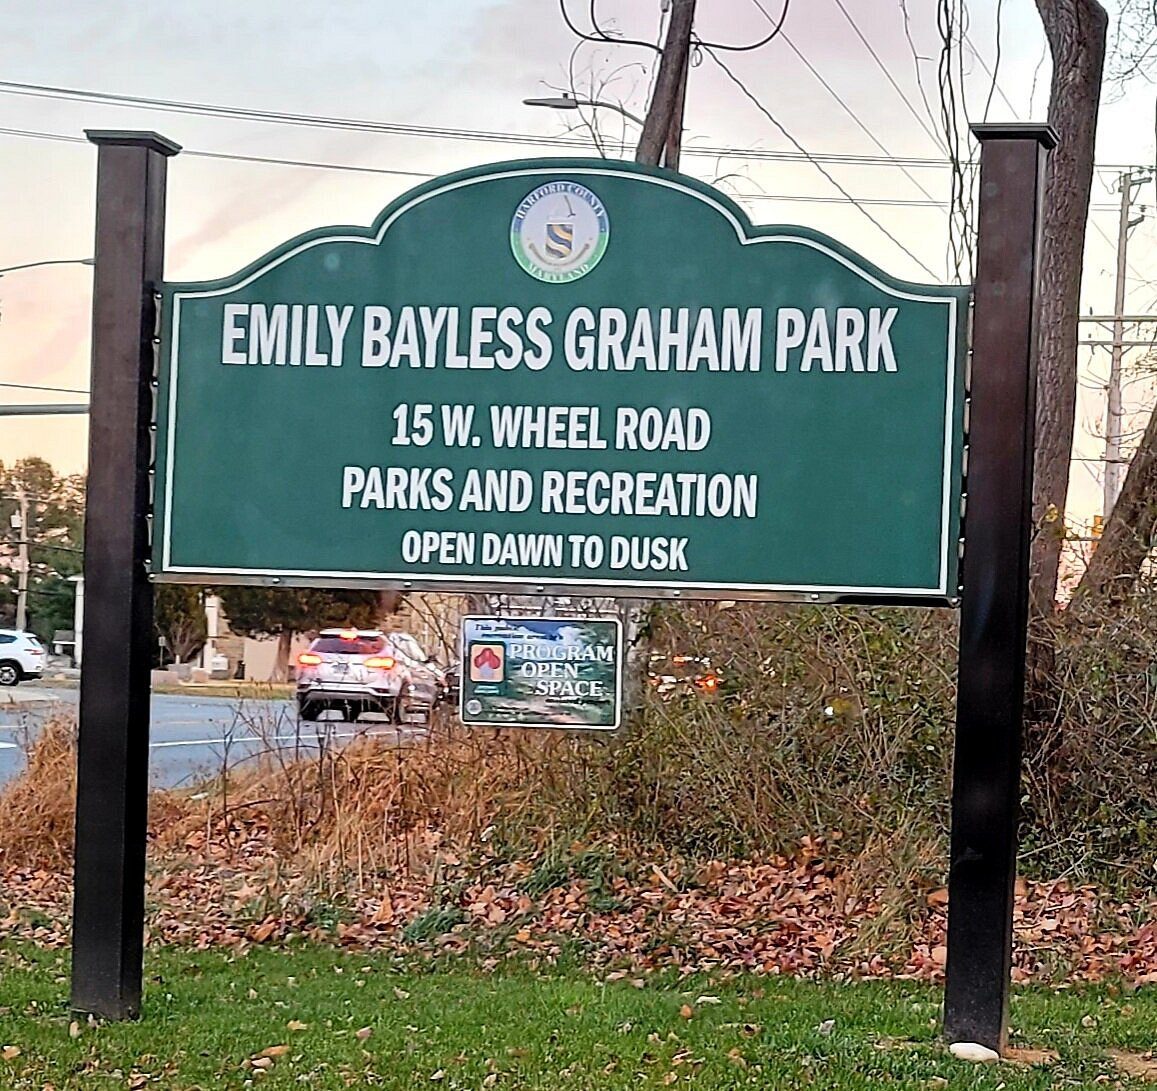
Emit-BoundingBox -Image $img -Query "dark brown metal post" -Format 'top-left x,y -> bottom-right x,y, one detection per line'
944,123 -> 1056,1051
71,130 -> 180,1020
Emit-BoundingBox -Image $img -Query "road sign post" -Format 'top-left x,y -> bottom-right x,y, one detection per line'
943,123 -> 1056,1051
71,130 -> 180,1020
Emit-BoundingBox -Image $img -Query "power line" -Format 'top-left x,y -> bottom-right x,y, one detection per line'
557,0 -> 663,54
0,123 -> 1126,216
706,48 -> 941,280
0,79 -> 956,170
749,0 -> 942,206
697,0 -> 790,50
0,125 -> 438,180
0,381 -> 90,394
830,0 -> 949,154
1,77 -> 1153,177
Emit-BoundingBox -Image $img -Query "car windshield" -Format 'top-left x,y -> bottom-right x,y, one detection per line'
311,637 -> 385,656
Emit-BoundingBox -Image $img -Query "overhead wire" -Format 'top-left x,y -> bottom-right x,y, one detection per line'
0,117 -> 956,170
696,0 -> 790,50
558,0 -> 661,53
749,0 -> 942,206
0,381 -> 89,394
830,0 -> 949,154
705,48 -> 941,279
0,122 -> 1124,214
2,78 -> 1149,176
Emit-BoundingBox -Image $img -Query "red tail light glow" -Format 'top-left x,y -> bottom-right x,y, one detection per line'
364,656 -> 396,670
297,652 -> 323,666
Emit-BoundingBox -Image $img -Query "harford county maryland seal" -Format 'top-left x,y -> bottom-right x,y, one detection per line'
510,180 -> 610,283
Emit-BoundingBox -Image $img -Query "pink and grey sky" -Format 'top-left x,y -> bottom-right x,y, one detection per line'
1,0 -> 1153,522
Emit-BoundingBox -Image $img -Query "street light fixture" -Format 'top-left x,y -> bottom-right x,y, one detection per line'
0,257 -> 95,276
523,94 -> 645,128
0,257 -> 95,415
0,404 -> 89,416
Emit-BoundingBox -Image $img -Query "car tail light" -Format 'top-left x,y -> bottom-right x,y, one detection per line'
298,652 -> 323,666
364,656 -> 396,670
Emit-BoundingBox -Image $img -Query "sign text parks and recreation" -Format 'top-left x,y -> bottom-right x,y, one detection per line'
155,161 -> 968,598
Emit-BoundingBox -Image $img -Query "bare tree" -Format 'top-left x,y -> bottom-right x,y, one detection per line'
1105,0 -> 1157,88
1069,403 -> 1157,611
1029,0 -> 1108,644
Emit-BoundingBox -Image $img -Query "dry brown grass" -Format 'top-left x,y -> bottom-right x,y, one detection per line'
148,715 -> 553,878
1,593 -> 1154,906
0,718 -> 77,870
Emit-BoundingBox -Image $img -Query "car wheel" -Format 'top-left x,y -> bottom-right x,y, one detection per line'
0,661 -> 20,687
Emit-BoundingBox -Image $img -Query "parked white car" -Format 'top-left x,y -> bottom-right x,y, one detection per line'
0,629 -> 46,686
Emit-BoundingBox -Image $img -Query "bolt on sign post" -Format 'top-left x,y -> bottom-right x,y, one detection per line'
71,130 -> 180,1021
72,128 -> 1051,1052
943,124 -> 1055,1052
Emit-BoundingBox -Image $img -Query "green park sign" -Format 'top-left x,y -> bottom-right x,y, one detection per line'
154,159 -> 968,600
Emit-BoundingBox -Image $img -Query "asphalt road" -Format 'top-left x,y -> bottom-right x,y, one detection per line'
0,688 -> 423,790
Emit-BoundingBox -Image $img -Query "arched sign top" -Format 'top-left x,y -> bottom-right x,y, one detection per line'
169,157 -> 961,302
155,158 -> 969,601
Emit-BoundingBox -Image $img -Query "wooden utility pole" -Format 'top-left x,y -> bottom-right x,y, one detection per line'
636,0 -> 696,168
14,490 -> 29,632
1103,168 -> 1150,515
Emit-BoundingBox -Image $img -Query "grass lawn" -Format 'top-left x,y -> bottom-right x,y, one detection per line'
0,944 -> 1153,1089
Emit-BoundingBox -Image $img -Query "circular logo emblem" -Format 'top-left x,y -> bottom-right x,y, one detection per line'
511,181 -> 609,283
465,699 -> 483,715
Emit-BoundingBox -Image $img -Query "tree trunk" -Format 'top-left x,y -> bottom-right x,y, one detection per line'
1027,0 -> 1107,698
1068,402 -> 1157,612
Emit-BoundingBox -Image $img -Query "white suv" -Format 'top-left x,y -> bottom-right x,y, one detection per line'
0,629 -> 46,686
295,628 -> 440,723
